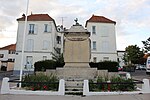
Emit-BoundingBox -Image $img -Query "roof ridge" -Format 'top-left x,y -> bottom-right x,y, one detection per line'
0,44 -> 16,50
85,15 -> 116,27
17,14 -> 54,21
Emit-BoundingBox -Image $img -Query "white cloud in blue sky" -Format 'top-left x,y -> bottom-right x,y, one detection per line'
0,0 -> 150,50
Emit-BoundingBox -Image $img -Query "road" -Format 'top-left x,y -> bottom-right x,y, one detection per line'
130,70 -> 150,80
0,94 -> 150,100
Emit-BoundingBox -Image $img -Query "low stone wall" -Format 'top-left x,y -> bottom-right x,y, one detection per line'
46,70 -> 57,76
108,72 -> 118,79
97,70 -> 108,77
97,70 -> 119,79
35,70 -> 56,76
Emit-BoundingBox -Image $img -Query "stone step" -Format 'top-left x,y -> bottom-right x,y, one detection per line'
65,78 -> 84,81
65,81 -> 83,87
65,91 -> 83,95
65,86 -> 83,90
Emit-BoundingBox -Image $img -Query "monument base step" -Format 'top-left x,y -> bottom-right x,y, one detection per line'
65,91 -> 83,95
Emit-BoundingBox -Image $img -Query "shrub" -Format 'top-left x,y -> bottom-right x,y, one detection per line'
90,61 -> 118,72
34,60 -> 65,72
22,73 -> 59,91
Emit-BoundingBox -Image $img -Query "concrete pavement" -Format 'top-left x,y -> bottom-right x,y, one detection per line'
0,94 -> 150,100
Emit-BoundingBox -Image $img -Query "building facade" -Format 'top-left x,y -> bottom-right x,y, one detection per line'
0,44 -> 16,71
14,14 -> 119,75
86,15 -> 117,62
14,14 -> 63,75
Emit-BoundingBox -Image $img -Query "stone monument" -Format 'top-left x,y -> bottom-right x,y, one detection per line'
64,18 -> 90,68
56,19 -> 97,80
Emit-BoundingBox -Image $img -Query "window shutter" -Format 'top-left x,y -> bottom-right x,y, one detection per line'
34,25 -> 38,34
47,25 -> 51,33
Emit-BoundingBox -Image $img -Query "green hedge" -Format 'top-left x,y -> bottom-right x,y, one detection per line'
89,61 -> 118,72
34,60 -> 65,71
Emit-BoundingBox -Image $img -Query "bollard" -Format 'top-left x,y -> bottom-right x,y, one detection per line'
58,79 -> 65,95
1,77 -> 10,94
83,80 -> 89,96
142,79 -> 150,93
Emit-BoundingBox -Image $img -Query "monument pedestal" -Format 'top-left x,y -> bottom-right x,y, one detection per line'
64,62 -> 90,68
56,67 -> 97,80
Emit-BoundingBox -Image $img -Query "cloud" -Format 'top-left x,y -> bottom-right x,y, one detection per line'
0,0 -> 150,49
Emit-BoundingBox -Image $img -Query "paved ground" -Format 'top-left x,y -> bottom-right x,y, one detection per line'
0,94 -> 150,100
131,70 -> 150,80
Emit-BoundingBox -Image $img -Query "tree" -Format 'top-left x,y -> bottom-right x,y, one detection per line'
51,48 -> 64,67
123,45 -> 144,64
142,37 -> 150,53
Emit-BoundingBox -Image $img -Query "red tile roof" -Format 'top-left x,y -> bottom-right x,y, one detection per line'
0,44 -> 16,51
17,14 -> 54,21
85,15 -> 116,26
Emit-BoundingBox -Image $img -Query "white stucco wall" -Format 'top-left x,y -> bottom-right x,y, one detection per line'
86,22 -> 117,62
0,50 -> 8,61
14,20 -> 60,73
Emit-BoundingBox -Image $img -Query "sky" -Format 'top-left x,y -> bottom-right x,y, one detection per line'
0,0 -> 150,50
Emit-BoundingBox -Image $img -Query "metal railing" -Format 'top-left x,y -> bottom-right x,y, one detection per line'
8,79 -> 59,91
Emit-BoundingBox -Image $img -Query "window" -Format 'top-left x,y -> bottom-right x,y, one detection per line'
93,57 -> 97,63
56,36 -> 61,44
43,56 -> 47,60
43,40 -> 49,50
0,54 -> 4,58
92,41 -> 96,50
103,57 -> 109,61
27,39 -> 34,51
92,26 -> 96,34
44,24 -> 51,33
25,56 -> 33,69
8,59 -> 15,62
29,24 -> 35,34
9,50 -> 15,54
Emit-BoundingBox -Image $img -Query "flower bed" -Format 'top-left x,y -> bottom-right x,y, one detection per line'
89,76 -> 136,92
22,73 -> 59,91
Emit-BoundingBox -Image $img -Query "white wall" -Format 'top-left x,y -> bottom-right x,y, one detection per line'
14,20 -> 60,73
0,50 -> 8,61
86,22 -> 117,62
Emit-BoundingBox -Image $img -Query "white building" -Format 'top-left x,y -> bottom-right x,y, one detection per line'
14,14 -> 63,75
14,14 -> 119,75
85,15 -> 117,62
0,44 -> 16,71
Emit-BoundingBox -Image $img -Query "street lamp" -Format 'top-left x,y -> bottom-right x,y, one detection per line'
19,0 -> 29,88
